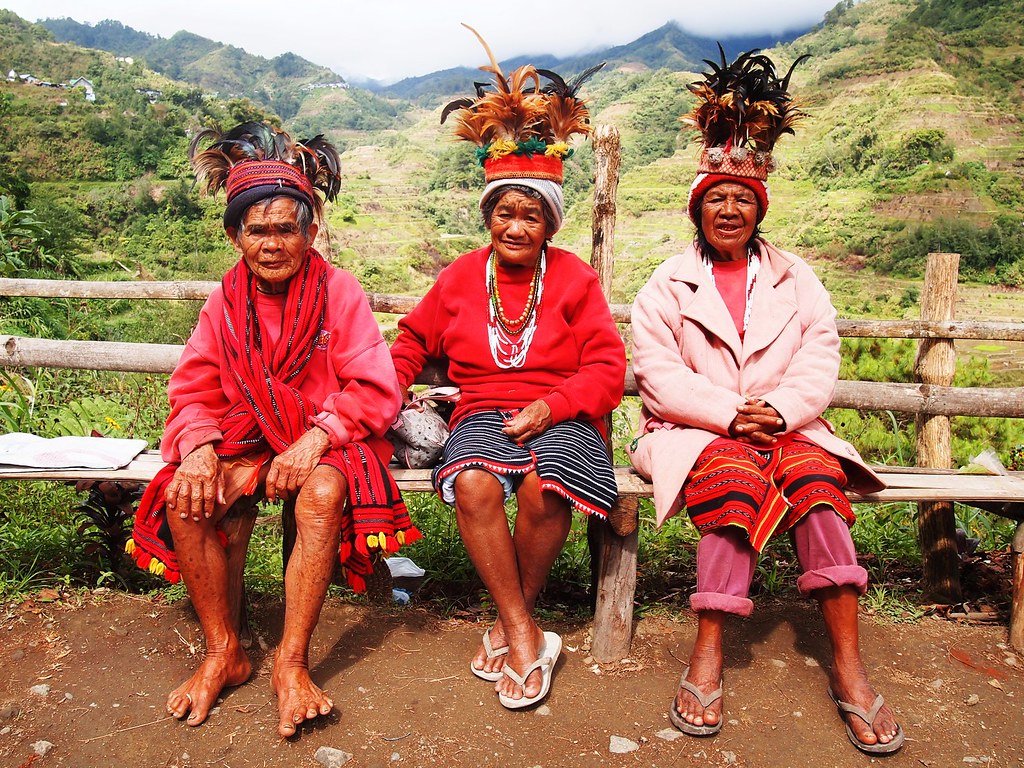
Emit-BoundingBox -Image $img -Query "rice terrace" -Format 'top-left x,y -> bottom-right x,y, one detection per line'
1,0 -> 1024,765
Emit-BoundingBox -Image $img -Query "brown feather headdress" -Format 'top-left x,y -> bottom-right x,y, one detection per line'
683,45 -> 809,223
441,24 -> 604,182
188,121 -> 342,228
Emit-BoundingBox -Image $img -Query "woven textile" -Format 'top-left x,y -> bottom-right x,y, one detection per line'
129,250 -> 419,591
684,435 -> 854,552
432,410 -> 616,517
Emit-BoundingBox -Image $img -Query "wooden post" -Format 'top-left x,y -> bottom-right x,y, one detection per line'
1012,521 -> 1024,652
585,124 -> 637,662
590,124 -> 620,295
915,252 -> 962,602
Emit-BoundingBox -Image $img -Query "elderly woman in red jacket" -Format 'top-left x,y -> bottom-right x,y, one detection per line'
629,50 -> 903,753
128,123 -> 418,738
391,43 -> 624,710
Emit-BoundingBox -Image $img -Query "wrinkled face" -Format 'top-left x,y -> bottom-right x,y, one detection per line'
227,198 -> 318,293
488,191 -> 549,267
700,182 -> 759,260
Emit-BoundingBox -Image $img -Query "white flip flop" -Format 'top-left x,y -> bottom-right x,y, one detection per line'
498,631 -> 561,710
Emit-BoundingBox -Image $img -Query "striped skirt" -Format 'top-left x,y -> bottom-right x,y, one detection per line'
684,436 -> 854,552
432,410 -> 617,517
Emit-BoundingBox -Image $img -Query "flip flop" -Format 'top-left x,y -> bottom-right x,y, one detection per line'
828,688 -> 905,755
497,631 -> 561,710
668,667 -> 723,737
470,628 -> 509,682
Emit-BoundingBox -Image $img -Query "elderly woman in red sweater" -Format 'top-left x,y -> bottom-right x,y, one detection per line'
390,44 -> 624,710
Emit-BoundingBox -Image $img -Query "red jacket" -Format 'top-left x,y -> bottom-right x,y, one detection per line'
162,266 -> 401,462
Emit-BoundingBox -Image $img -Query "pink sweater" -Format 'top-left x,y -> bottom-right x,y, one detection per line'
162,266 -> 401,462
390,245 -> 625,433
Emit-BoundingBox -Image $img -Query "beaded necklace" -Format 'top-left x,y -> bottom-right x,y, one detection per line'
486,248 -> 546,369
701,247 -> 760,332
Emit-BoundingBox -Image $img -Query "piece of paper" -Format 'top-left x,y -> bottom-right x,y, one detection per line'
0,432 -> 149,470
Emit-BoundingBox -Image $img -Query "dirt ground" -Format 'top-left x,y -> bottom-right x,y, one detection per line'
2,591 -> 1023,768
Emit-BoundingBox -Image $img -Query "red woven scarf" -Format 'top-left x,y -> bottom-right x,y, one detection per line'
129,249 -> 419,590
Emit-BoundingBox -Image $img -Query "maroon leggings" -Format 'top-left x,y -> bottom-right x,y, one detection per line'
690,506 -> 868,617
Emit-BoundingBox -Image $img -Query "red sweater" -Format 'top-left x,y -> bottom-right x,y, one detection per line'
390,245 -> 626,433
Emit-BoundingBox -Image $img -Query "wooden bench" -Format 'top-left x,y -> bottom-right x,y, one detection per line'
2,449 -> 1023,655
3,128 -> 1024,659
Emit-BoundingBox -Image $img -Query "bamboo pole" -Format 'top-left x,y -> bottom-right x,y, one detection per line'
915,253 -> 962,602
587,125 -> 637,663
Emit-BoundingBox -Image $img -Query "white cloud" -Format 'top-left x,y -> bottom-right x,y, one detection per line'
0,0 -> 842,82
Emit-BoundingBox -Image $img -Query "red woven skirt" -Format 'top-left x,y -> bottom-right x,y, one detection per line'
684,436 -> 854,552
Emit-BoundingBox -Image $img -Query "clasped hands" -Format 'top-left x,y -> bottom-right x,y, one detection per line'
165,428 -> 331,521
728,397 -> 785,445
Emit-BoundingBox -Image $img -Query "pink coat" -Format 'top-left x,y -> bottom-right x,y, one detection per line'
628,240 -> 884,526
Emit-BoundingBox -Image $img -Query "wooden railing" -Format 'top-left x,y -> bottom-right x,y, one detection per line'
2,125 -> 1023,656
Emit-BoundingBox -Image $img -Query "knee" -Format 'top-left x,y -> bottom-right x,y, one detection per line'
453,469 -> 502,507
452,470 -> 506,524
294,472 -> 346,528
516,477 -> 568,525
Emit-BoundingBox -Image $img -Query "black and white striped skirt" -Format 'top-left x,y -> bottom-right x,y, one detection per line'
431,410 -> 616,518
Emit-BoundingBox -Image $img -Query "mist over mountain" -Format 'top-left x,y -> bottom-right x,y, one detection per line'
372,23 -> 806,100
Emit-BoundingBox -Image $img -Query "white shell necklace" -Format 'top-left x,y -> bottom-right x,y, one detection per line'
701,247 -> 760,332
486,248 -> 546,369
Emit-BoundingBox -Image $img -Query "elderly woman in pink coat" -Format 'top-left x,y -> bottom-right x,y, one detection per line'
628,49 -> 903,754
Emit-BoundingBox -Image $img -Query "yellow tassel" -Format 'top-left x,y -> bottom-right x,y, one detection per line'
149,560 -> 165,576
377,532 -> 387,550
545,141 -> 570,158
396,530 -> 406,545
124,539 -> 135,554
367,534 -> 379,549
488,138 -> 518,159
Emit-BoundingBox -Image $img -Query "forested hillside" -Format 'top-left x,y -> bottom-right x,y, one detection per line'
0,0 -> 1022,309
41,17 -> 344,120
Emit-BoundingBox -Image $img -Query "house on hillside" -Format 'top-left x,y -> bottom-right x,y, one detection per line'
6,70 -> 16,82
301,81 -> 348,91
69,77 -> 95,102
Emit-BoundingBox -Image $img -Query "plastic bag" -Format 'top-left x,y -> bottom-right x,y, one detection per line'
961,448 -> 1008,476
388,386 -> 460,469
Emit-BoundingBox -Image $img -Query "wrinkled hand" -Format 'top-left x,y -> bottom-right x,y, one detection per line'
265,427 -> 331,503
729,397 -> 785,445
501,400 -> 553,445
165,443 -> 224,522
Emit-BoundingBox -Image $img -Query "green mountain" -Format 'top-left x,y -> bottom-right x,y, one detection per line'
377,23 -> 804,101
40,17 -> 345,120
1,0 -> 1022,303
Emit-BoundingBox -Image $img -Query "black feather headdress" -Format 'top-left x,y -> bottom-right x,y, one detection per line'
188,122 -> 342,227
683,45 -> 809,223
683,44 -> 809,178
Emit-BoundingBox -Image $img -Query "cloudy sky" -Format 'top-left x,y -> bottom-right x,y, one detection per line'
1,1 -> 841,83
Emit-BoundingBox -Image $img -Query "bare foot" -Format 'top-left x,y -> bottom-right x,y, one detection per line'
674,646 -> 723,729
829,661 -> 901,748
494,620 -> 545,701
271,655 -> 334,737
166,646 -> 251,727
471,619 -> 509,678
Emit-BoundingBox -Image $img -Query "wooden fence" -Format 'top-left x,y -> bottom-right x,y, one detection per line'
2,125 -> 1023,625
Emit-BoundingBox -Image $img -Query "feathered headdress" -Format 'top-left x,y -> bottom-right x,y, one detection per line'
442,24 -> 603,185
188,122 -> 342,228
682,45 -> 809,223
